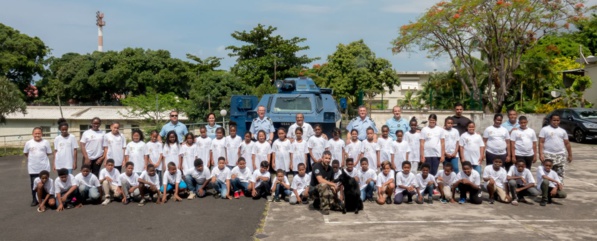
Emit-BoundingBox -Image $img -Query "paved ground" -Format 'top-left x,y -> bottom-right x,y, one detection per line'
0,154 -> 265,241
259,142 -> 597,241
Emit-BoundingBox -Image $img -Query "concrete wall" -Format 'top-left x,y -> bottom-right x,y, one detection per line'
370,110 -> 546,134
584,63 -> 597,105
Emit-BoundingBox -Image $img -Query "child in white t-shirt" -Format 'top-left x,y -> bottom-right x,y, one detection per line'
184,158 -> 211,200
344,158 -> 358,178
394,161 -> 418,204
483,114 -> 511,170
460,121 -> 485,174
416,163 -> 436,204
404,119 -> 421,173
272,128 -> 292,174
125,129 -> 146,175
290,163 -> 311,205
138,164 -> 162,206
75,165 -> 101,203
271,169 -> 292,202
377,125 -> 393,165
453,161 -> 482,205
250,161 -> 272,200
54,168 -> 79,211
361,128 -> 381,170
328,129 -> 346,166
228,157 -> 252,199
119,162 -> 141,204
443,117 -> 460,174
419,114 -> 445,176
33,170 -> 55,212
102,122 -> 126,171
391,130 -> 411,171
355,158 -> 377,202
537,159 -> 567,206
225,125 -> 243,169
308,124 -> 330,165
161,162 -> 188,203
210,128 -> 227,168
436,162 -> 458,203
483,158 -> 510,204
240,132 -> 255,171
195,127 -> 212,170
290,128 -> 308,174
510,116 -> 537,169
345,129 -> 363,168
179,133 -> 197,173
163,131 -> 180,170
376,161 -> 395,205
252,131 -> 272,170
24,127 -> 53,206
539,114 -> 572,181
507,159 -> 539,206
210,157 -> 231,199
145,130 -> 164,183
99,159 -> 123,205
53,122 -> 77,174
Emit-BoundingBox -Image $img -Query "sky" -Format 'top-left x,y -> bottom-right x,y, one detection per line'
2,0 -> 591,73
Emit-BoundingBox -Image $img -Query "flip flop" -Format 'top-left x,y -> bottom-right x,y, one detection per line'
37,207 -> 45,213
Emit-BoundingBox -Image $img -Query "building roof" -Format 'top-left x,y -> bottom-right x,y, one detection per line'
5,106 -> 188,121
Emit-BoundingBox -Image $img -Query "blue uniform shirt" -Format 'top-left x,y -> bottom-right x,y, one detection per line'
160,121 -> 188,143
346,117 -> 378,141
206,124 -> 222,139
385,117 -> 410,140
250,117 -> 275,141
501,120 -> 520,132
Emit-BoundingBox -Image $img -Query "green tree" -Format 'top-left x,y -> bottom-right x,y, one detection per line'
187,71 -> 250,121
226,24 -> 319,95
0,23 -> 49,95
319,40 -> 400,108
0,77 -> 27,123
120,92 -> 188,126
574,13 -> 597,55
393,0 -> 590,112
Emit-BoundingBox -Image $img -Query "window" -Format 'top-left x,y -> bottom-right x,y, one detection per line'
41,126 -> 51,137
577,110 -> 597,119
132,124 -> 140,131
105,125 -> 111,132
273,97 -> 312,112
80,125 -> 90,136
315,96 -> 323,112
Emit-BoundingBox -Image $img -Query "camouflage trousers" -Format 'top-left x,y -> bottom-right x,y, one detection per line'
310,183 -> 342,212
544,153 -> 567,181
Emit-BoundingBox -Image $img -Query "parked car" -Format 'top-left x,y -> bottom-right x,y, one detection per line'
543,108 -> 597,143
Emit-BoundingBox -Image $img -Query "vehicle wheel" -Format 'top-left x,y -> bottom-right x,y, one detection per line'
574,129 -> 586,143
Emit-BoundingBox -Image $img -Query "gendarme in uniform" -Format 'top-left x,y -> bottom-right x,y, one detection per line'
346,116 -> 378,141
250,116 -> 275,141
386,117 -> 410,140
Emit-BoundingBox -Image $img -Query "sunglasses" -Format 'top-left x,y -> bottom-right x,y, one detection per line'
171,115 -> 178,117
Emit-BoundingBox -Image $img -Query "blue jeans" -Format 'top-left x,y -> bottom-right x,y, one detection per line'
420,183 -> 435,197
231,178 -> 249,193
78,185 -> 100,201
212,180 -> 228,199
472,165 -> 482,174
444,157 -> 459,174
425,157 -> 440,176
160,181 -> 188,193
184,174 -> 205,193
360,182 -> 376,201
274,184 -> 292,198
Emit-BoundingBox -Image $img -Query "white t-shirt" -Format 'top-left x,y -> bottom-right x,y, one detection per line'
251,169 -> 270,188
334,169 -> 342,180
436,171 -> 458,186
240,141 -> 255,170
102,132 -> 126,166
195,136 -> 212,169
272,176 -> 290,188
361,140 -> 380,168
119,172 -> 140,187
391,140 -> 411,169
458,169 -> 481,186
539,125 -> 569,154
179,143 -> 197,172
404,131 -> 421,162
54,134 -> 78,169
139,171 -> 160,187
145,141 -> 163,170
483,126 -> 510,155
460,132 -> 485,165
482,166 -> 507,189
377,137 -> 393,163
328,138 -> 346,162
308,136 -> 330,163
507,166 -> 535,186
291,173 -> 311,194
125,141 -> 147,173
536,166 -> 561,189
345,140 -> 362,167
272,139 -> 292,172
357,168 -> 377,189
211,166 -> 231,183
290,139 -> 308,171
74,173 -> 100,188
162,144 -> 180,167
344,168 -> 358,178
395,171 -> 418,193
54,174 -> 76,195
23,139 -> 52,174
33,177 -> 54,197
416,173 -> 437,189
225,135 -> 243,166
80,129 -> 105,160
163,169 -> 182,185
376,170 -> 395,187
420,126 -> 445,158
99,168 -> 121,186
228,166 -> 252,183
288,123 -> 315,141
443,128 -> 460,157
510,128 -> 537,157
211,138 -> 227,162
252,141 -> 272,165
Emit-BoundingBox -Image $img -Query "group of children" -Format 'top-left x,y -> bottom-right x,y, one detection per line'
25,112 -> 570,212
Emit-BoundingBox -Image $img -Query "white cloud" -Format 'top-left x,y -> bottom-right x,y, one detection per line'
381,1 -> 436,14
262,3 -> 333,14
216,45 -> 227,54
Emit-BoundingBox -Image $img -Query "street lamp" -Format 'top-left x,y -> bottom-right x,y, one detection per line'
220,109 -> 228,133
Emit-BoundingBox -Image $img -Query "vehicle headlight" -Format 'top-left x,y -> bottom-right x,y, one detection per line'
582,122 -> 597,129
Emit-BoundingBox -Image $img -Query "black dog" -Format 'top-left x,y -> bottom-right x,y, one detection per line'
334,169 -> 363,214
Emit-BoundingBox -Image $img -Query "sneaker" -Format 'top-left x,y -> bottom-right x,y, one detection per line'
267,195 -> 274,202
213,192 -> 220,199
102,198 -> 111,206
540,201 -> 547,206
138,199 -> 146,206
239,190 -> 245,197
367,197 -> 374,202
511,200 -> 519,206
440,198 -> 448,204
385,197 -> 392,204
274,197 -> 281,202
30,200 -> 38,207
302,199 -> 309,205
519,197 -> 527,203
66,203 -> 75,209
427,197 -> 433,204
187,193 -> 196,200
234,191 -> 240,199
489,198 -> 494,204
321,209 -> 330,215
458,198 -> 466,204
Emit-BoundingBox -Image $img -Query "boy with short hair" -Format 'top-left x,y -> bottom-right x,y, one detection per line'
54,168 -> 79,211
436,162 -> 458,203
483,158 -> 510,204
99,159 -> 123,205
344,158 -> 358,178
184,158 -> 211,200
537,159 -> 567,206
416,163 -> 436,204
394,161 -> 418,204
119,161 -> 141,205
453,161 -> 482,205
290,163 -> 311,205
138,164 -> 162,206
75,165 -> 101,203
376,161 -> 395,205
228,157 -> 252,199
355,158 -> 377,202
507,159 -> 539,206
361,128 -> 381,169
33,170 -> 55,212
161,162 -> 188,203
211,157 -> 231,199
271,169 -> 292,202
250,161 -> 272,200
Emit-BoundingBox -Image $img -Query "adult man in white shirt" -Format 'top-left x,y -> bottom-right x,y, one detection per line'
288,113 -> 315,142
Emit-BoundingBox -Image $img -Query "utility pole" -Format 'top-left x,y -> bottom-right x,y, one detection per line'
96,11 -> 106,52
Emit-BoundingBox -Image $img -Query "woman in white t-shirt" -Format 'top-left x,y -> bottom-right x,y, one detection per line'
419,114 -> 445,176
80,117 -> 105,177
24,127 -> 53,207
539,114 -> 572,181
125,129 -> 147,175
483,113 -> 511,170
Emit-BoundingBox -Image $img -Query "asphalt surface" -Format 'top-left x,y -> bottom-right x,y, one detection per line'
259,142 -> 597,241
0,154 -> 265,241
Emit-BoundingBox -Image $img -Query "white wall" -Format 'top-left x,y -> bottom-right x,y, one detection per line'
584,63 -> 597,105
